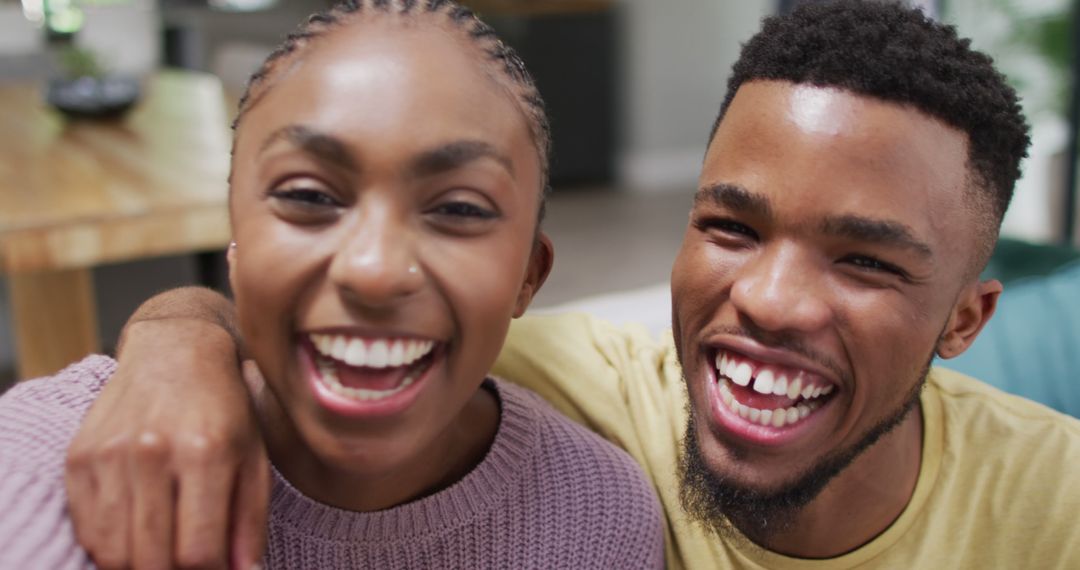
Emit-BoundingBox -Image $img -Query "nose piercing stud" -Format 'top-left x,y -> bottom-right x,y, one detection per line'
229,241 -> 237,249
408,265 -> 419,275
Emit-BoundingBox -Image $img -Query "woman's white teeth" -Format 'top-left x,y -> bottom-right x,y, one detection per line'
310,334 -> 435,368
718,378 -> 823,428
316,355 -> 417,402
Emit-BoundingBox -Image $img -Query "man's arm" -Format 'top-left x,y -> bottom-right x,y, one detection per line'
114,286 -> 242,356
65,287 -> 269,570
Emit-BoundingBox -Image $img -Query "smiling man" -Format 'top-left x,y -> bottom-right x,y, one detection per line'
48,1 -> 1080,569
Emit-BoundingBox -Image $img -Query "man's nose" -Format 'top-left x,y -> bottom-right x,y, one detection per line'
327,206 -> 423,310
729,244 -> 831,335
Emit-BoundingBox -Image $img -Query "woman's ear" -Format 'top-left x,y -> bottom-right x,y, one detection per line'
937,279 -> 1002,358
227,241 -> 238,293
513,232 -> 554,318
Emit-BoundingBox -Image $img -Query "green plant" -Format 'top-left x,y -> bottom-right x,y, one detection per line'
57,45 -> 104,78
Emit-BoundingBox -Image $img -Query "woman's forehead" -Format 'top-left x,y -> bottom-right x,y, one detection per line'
241,30 -> 523,145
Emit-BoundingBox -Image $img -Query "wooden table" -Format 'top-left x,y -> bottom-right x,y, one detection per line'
0,71 -> 232,379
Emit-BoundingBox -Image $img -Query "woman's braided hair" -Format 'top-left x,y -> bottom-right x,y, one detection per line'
232,0 -> 552,214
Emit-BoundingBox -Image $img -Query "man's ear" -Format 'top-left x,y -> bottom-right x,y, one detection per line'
937,279 -> 1002,359
514,232 -> 554,318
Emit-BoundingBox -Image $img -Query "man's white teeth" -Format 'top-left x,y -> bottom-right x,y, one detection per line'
787,376 -> 803,399
316,355 -> 417,402
715,350 -> 834,401
718,378 -> 823,428
772,374 -> 787,396
733,362 -> 753,386
752,370 -> 775,395
310,334 -> 435,368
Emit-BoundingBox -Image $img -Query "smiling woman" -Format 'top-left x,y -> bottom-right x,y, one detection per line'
0,1 -> 664,568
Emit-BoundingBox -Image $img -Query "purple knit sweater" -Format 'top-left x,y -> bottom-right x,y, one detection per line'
0,356 -> 665,569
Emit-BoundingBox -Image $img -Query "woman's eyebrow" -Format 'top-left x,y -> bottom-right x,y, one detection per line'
259,125 -> 357,171
410,140 -> 514,178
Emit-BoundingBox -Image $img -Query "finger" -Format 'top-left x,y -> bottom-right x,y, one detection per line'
88,438 -> 134,569
241,360 -> 265,400
174,438 -> 233,569
64,448 -> 102,556
131,432 -> 175,570
229,449 -> 271,570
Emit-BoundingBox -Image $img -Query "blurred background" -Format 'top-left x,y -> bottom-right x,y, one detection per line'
1,0 -> 1078,387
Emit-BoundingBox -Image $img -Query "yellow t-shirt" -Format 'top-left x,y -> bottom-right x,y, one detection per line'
492,313 -> 1080,569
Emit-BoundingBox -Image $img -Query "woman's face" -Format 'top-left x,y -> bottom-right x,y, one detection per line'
228,22 -> 550,480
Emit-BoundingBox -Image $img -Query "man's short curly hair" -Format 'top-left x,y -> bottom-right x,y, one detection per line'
711,0 -> 1031,232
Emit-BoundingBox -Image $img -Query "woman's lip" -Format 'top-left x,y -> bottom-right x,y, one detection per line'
299,340 -> 440,419
702,357 -> 836,449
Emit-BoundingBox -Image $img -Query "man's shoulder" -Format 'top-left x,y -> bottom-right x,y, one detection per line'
929,366 -> 1080,435
922,367 -> 1080,564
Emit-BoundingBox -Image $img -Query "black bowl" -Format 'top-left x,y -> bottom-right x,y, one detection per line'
45,75 -> 140,120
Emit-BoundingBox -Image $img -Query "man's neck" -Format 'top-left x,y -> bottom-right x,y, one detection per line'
757,403 -> 924,559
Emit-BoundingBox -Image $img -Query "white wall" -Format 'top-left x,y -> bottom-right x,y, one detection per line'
616,0 -> 772,191
943,0 -> 1072,243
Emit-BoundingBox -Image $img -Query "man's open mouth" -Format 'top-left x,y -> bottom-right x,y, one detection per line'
713,349 -> 837,429
309,334 -> 439,402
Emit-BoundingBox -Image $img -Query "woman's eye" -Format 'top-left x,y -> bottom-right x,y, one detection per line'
269,188 -> 340,208
431,201 -> 498,220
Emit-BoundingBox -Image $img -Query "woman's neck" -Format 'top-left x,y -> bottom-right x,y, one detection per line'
257,383 -> 500,513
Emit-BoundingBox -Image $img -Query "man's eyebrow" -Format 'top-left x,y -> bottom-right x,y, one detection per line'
821,215 -> 934,259
259,125 -> 356,170
695,183 -> 773,217
410,140 -> 514,178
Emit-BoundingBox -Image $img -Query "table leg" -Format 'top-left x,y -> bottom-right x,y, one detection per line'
9,269 -> 100,380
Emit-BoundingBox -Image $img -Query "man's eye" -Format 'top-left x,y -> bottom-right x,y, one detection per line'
843,255 -> 906,277
431,201 -> 498,219
696,217 -> 759,240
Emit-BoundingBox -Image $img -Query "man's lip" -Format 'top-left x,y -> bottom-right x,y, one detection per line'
704,335 -> 841,389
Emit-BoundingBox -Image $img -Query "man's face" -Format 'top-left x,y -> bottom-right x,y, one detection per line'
672,80 -> 986,509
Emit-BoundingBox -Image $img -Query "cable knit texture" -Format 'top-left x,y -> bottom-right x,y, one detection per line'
0,356 -> 665,569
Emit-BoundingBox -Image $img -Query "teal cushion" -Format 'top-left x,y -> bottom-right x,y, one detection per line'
943,260 -> 1080,417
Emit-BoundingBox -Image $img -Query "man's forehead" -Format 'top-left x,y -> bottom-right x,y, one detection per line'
712,81 -> 971,194
701,81 -> 979,261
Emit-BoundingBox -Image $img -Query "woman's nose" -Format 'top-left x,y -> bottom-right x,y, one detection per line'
327,210 -> 423,310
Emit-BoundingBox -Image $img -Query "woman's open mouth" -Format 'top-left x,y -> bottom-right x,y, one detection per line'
302,333 -> 441,418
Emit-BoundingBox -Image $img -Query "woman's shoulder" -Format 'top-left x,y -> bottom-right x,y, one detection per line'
491,378 -> 666,567
0,355 -> 116,473
495,377 -> 654,482
0,355 -> 113,570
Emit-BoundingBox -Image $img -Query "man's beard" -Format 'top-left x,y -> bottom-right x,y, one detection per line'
678,357 -> 930,546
